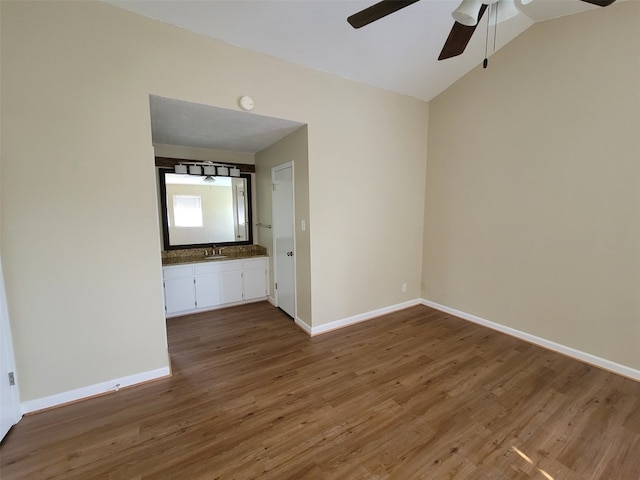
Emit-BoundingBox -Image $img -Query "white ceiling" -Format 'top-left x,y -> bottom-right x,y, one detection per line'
107,0 -> 606,102
150,95 -> 304,153
123,1 -> 614,153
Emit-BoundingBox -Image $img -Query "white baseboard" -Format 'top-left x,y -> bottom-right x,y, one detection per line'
166,297 -> 269,318
294,316 -> 312,335
421,299 -> 640,382
308,299 -> 421,336
21,366 -> 171,414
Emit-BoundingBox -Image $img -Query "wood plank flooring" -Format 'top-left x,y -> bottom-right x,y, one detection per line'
1,302 -> 639,479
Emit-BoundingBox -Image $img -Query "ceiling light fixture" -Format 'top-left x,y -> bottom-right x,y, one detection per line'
171,161 -> 244,178
452,0 -> 484,26
489,0 -> 519,26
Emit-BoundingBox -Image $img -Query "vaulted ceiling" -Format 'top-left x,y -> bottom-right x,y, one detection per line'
107,0 -> 607,101
110,1 -> 617,152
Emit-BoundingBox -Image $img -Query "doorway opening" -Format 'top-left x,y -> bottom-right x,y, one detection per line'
148,95 -> 310,328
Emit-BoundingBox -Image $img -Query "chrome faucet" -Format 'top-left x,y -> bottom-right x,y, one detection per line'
203,245 -> 224,257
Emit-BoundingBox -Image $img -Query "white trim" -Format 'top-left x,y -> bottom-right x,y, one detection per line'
271,162 -> 297,319
294,316 -> 312,335
0,257 -> 22,439
421,299 -> 640,382
267,295 -> 277,307
21,366 -> 171,414
165,296 -> 268,319
308,299 -> 421,336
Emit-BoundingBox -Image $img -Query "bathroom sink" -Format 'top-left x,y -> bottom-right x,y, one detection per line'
204,255 -> 227,260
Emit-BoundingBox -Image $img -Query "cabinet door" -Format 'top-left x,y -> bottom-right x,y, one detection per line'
195,274 -> 221,309
164,277 -> 196,314
219,271 -> 243,304
243,268 -> 267,300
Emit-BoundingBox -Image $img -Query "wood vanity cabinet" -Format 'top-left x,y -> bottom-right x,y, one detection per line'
163,257 -> 268,317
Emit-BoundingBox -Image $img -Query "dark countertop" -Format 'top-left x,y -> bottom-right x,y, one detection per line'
162,253 -> 268,266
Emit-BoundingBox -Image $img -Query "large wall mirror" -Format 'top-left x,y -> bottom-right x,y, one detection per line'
158,168 -> 253,249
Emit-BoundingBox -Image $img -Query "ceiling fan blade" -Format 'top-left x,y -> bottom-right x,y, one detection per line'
348,0 -> 421,29
578,0 -> 616,6
438,4 -> 487,60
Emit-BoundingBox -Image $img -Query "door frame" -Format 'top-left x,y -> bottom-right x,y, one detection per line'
271,162 -> 296,319
1,257 -> 22,441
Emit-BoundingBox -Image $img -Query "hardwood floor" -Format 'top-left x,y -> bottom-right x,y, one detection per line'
1,302 -> 639,479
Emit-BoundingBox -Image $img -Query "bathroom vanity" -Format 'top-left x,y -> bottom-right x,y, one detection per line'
162,250 -> 268,317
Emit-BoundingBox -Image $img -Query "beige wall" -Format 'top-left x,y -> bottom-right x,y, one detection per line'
2,2 -> 172,402
255,126 -> 311,324
309,83 -> 428,326
423,2 -> 640,370
1,1 -> 428,401
154,144 -> 255,165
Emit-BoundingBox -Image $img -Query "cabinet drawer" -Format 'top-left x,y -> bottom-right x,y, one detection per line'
195,260 -> 242,275
163,265 -> 194,279
242,258 -> 267,270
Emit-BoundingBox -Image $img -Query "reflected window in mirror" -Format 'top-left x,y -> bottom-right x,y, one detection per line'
159,169 -> 253,250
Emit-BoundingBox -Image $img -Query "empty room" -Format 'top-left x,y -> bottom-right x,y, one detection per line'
1,0 -> 638,478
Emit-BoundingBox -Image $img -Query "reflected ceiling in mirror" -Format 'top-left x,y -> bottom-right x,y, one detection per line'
159,170 -> 253,250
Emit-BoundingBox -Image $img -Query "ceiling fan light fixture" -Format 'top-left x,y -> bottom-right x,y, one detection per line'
452,0 -> 484,27
489,0 -> 520,26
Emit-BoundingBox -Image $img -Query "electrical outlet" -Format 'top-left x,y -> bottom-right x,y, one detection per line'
402,283 -> 407,292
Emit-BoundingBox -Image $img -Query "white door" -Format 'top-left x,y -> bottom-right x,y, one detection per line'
272,163 -> 295,318
1,258 -> 21,441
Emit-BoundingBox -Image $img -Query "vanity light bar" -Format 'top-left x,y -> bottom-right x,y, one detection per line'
173,162 -> 243,178
188,165 -> 202,175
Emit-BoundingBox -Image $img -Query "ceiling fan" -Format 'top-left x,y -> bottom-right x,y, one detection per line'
348,0 -> 617,61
